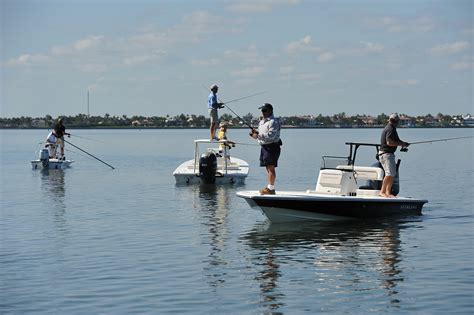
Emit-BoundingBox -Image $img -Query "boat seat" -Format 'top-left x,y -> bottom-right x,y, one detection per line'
336,165 -> 384,181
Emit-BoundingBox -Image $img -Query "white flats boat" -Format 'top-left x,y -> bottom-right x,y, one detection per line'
173,139 -> 249,185
31,148 -> 74,170
237,142 -> 427,222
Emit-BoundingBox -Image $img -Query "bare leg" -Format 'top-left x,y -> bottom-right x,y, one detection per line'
210,123 -> 216,139
266,165 -> 276,186
380,176 -> 395,197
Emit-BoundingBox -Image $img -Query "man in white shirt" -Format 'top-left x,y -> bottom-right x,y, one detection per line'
250,103 -> 282,195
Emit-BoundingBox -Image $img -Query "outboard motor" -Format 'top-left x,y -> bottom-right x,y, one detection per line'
199,150 -> 217,184
39,148 -> 49,168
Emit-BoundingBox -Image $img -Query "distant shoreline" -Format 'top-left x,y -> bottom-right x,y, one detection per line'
1,126 -> 472,130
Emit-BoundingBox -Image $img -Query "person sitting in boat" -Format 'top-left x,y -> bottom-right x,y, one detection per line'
378,113 -> 409,198
53,117 -> 70,160
45,130 -> 58,158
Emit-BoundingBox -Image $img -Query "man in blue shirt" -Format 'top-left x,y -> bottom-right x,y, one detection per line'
250,103 -> 282,195
208,84 -> 224,140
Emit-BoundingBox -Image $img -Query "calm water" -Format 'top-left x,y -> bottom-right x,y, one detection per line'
1,128 -> 473,314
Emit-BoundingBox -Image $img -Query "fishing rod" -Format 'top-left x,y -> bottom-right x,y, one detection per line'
64,139 -> 115,169
219,101 -> 255,130
407,136 -> 473,145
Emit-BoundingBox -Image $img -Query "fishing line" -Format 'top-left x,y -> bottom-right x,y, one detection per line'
64,147 -> 90,159
69,134 -> 104,143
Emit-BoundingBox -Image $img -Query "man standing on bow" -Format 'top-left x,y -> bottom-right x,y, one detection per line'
250,103 -> 282,195
208,84 -> 224,140
379,113 -> 409,197
53,117 -> 70,160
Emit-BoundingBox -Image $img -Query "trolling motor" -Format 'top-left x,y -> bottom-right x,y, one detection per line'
199,150 -> 218,184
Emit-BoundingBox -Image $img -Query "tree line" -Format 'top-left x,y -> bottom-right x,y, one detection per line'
0,112 -> 471,128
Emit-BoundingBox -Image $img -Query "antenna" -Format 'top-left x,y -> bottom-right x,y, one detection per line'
87,90 -> 90,124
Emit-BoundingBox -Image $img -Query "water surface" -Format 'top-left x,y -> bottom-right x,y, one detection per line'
1,128 -> 473,314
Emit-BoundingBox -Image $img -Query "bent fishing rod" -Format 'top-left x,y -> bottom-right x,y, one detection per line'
64,139 -> 115,169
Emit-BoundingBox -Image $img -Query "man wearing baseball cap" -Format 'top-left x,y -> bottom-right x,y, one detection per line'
250,103 -> 282,195
379,113 -> 409,197
208,84 -> 224,140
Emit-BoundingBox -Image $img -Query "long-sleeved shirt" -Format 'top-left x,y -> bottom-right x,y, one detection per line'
208,92 -> 218,109
256,115 -> 281,145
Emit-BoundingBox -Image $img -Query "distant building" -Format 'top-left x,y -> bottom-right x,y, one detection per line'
462,114 -> 474,127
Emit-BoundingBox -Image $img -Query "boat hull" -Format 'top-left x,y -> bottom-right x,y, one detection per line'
173,157 -> 249,185
31,159 -> 74,170
174,173 -> 247,185
237,191 -> 427,223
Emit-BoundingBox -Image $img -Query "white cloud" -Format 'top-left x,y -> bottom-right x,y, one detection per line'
430,41 -> 470,55
279,66 -> 294,75
296,72 -> 321,85
451,61 -> 474,71
88,84 -> 99,92
337,41 -> 384,56
230,66 -> 264,78
5,53 -> 49,66
317,52 -> 335,63
226,0 -> 301,13
286,35 -> 321,54
78,63 -> 107,73
382,79 -> 419,87
52,35 -> 104,55
365,16 -> 434,33
224,45 -> 261,65
190,58 -> 221,66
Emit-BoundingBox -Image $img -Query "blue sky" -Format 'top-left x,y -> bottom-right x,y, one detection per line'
1,0 -> 473,118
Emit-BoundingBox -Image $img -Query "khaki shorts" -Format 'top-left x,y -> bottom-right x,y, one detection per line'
379,153 -> 396,177
209,108 -> 218,124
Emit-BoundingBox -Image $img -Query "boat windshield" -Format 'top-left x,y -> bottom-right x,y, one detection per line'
320,156 -> 350,170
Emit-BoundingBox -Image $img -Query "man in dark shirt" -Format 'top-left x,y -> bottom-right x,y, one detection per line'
379,113 -> 409,197
53,117 -> 70,160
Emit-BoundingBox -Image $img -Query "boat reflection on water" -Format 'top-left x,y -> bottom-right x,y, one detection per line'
187,184 -> 242,288
240,219 -> 418,312
39,169 -> 68,233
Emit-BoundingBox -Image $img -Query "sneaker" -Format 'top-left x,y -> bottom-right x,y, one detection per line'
259,187 -> 276,195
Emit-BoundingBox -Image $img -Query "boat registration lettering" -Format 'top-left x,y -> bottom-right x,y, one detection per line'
400,204 -> 417,210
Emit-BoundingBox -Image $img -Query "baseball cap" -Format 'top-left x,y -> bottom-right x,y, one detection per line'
259,103 -> 273,112
389,113 -> 400,121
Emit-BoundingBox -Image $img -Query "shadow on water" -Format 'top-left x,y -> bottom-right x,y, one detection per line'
240,218 -> 417,312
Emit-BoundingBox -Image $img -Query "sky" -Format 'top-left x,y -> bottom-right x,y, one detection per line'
1,0 -> 473,118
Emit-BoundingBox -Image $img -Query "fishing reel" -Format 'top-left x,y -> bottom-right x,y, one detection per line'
400,147 -> 409,152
